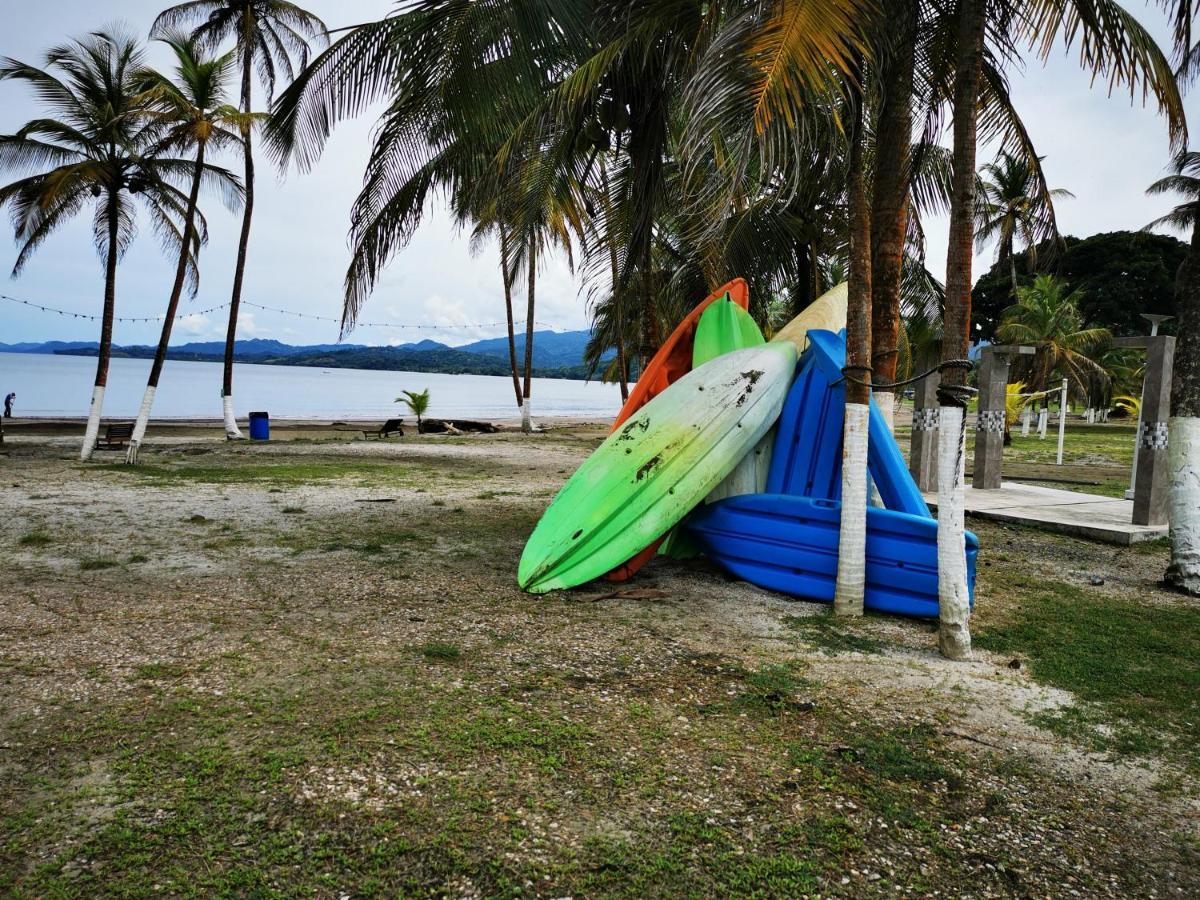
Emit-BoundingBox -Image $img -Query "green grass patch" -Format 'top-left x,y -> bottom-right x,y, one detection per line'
976,580 -> 1200,767
101,460 -> 416,487
418,642 -> 461,662
783,612 -> 886,655
18,530 -> 53,547
79,556 -> 119,571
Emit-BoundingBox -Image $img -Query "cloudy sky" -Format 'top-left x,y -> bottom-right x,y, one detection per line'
0,0 -> 1196,348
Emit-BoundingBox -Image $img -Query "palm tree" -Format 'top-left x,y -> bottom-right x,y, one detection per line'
975,150 -> 1074,295
398,388 -> 430,430
834,63 -> 873,619
126,33 -> 245,464
153,0 -> 327,440
0,28 -> 218,461
996,275 -> 1111,403
1145,150 -> 1200,594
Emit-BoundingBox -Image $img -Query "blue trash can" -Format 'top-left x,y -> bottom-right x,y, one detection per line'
248,411 -> 269,441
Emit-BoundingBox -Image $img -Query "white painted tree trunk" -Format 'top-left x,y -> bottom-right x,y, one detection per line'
1021,407 -> 1031,436
834,402 -> 870,616
936,405 -> 971,659
1167,416 -> 1200,593
875,391 -> 895,433
223,395 -> 243,439
125,385 -> 156,465
1037,408 -> 1048,439
521,400 -> 534,434
869,392 -> 895,507
80,385 -> 105,462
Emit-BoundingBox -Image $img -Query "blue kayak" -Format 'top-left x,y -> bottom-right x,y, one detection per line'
768,329 -> 930,517
685,493 -> 979,619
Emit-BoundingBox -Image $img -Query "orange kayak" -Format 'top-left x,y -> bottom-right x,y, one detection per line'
610,279 -> 749,431
604,278 -> 750,581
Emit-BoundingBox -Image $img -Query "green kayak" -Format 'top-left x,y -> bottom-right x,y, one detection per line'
692,295 -> 764,367
518,342 -> 798,593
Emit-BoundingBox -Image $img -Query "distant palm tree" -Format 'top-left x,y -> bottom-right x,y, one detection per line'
0,28 -> 218,460
153,0 -> 327,440
398,389 -> 430,430
975,151 -> 1074,296
996,274 -> 1111,403
126,33 -> 245,463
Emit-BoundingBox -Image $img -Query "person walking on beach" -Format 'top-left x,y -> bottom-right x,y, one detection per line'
3,392 -> 13,417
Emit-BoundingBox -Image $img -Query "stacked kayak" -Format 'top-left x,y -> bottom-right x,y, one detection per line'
686,328 -> 978,616
517,280 -> 980,619
686,495 -> 979,618
518,342 -> 797,594
604,291 -> 764,581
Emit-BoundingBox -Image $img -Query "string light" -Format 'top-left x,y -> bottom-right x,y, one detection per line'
2,293 -> 560,331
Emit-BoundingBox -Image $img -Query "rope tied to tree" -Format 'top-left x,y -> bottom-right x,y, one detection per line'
838,358 -> 975,393
935,359 -> 977,410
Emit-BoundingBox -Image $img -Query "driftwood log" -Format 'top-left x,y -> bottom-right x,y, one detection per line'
418,419 -> 499,434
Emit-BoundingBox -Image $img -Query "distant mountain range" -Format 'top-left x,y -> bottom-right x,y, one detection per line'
0,331 -> 613,380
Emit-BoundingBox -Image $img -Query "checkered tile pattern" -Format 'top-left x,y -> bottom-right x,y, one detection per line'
913,408 -> 940,432
976,410 -> 1006,434
1138,421 -> 1169,451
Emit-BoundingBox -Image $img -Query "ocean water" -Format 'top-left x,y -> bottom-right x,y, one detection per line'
0,352 -> 624,421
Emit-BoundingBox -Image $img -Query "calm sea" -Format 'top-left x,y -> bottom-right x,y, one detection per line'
0,353 -> 624,421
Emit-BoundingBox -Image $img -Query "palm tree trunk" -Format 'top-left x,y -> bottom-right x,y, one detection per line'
222,38 -> 255,440
600,161 -> 629,400
1166,218 -> 1200,594
937,0 -> 986,660
869,0 -> 917,435
127,141 -> 207,464
834,73 -> 872,618
498,222 -> 523,410
1009,251 -> 1019,298
521,240 -> 536,433
793,240 -> 815,319
82,189 -> 121,462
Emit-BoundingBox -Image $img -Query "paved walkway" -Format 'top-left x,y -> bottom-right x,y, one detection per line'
923,482 -> 1167,545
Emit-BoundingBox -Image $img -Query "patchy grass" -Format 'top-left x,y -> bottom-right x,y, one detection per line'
976,580 -> 1200,768
783,612 -> 887,655
418,642 -> 461,662
281,506 -> 306,515
18,530 -> 53,547
101,460 -> 418,487
78,556 -> 120,571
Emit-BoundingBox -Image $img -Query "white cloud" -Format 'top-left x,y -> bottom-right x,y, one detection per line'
177,313 -> 210,335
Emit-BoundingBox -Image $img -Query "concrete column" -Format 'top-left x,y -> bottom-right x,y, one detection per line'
972,350 -> 1010,489
972,346 -> 1033,490
909,372 -> 939,492
1133,334 -> 1176,526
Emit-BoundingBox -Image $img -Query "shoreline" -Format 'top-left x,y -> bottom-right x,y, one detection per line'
0,414 -> 615,437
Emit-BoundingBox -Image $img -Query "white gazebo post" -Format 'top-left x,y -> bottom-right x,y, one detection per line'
1056,378 -> 1068,465
1126,314 -> 1173,500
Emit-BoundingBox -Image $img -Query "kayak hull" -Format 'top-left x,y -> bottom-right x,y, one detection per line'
685,493 -> 979,618
768,330 -> 930,516
611,279 -> 749,431
605,294 -> 763,582
519,343 -> 798,593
